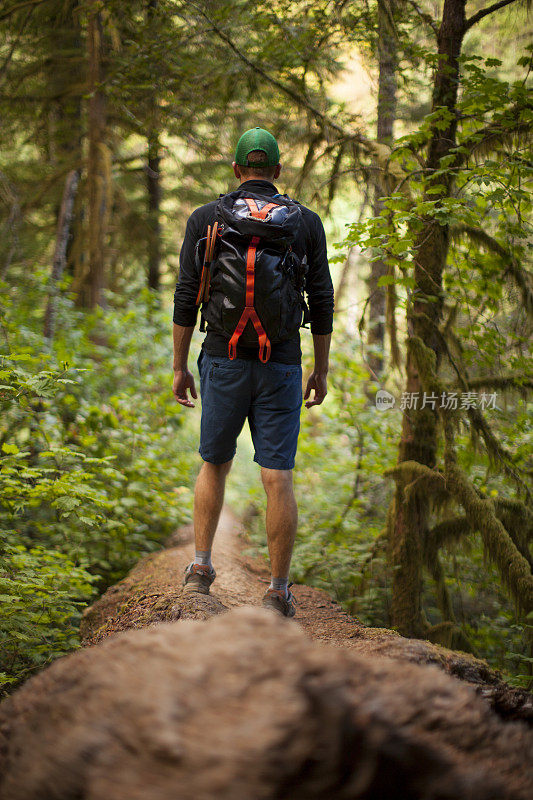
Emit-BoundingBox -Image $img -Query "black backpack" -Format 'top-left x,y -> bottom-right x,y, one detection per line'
194,188 -> 310,362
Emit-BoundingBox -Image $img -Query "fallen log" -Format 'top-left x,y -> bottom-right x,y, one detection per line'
0,506 -> 531,800
81,507 -> 533,724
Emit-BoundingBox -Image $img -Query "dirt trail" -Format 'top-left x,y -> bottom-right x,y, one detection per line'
81,505 -> 532,722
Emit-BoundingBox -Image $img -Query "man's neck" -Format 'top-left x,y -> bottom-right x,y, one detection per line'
240,177 -> 275,184
238,178 -> 278,194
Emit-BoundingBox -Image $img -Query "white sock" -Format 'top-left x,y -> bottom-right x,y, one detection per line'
269,576 -> 289,598
194,550 -> 213,569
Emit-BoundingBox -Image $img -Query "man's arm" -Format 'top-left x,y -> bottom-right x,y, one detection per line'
173,323 -> 197,407
172,209 -> 204,408
303,212 -> 334,408
173,212 -> 202,329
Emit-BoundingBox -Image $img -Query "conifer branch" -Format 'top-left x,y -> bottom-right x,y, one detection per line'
405,0 -> 439,35
0,0 -> 47,22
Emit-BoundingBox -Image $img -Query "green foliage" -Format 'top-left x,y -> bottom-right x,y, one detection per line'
0,542 -> 95,689
341,51 -> 532,283
0,275 -> 196,691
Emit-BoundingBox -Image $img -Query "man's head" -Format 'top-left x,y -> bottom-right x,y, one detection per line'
232,127 -> 281,183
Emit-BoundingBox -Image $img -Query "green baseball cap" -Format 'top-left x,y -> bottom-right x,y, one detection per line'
234,127 -> 280,167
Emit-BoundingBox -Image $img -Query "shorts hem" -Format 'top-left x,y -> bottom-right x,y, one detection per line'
253,454 -> 295,470
199,447 -> 236,464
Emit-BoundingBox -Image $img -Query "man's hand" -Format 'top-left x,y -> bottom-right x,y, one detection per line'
304,371 -> 328,408
173,369 -> 198,408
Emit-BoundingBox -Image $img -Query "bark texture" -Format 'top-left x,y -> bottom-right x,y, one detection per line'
1,604 -> 532,800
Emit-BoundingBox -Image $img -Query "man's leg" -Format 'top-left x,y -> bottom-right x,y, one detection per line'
248,360 -> 301,615
183,458 -> 232,593
261,467 -> 297,589
193,458 -> 233,554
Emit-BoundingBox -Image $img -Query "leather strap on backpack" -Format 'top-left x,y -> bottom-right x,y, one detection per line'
196,223 -> 218,332
196,222 -> 218,305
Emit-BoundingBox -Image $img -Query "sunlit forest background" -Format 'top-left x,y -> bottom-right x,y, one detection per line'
0,0 -> 531,692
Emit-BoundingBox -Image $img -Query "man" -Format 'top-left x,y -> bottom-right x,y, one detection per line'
172,127 -> 333,617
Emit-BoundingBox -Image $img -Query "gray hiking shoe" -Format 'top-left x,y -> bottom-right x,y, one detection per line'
183,562 -> 216,594
262,584 -> 296,618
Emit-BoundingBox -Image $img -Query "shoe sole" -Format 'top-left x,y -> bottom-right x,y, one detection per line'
183,581 -> 211,595
262,597 -> 296,618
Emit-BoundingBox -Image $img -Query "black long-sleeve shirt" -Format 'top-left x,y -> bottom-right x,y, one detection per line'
173,179 -> 334,364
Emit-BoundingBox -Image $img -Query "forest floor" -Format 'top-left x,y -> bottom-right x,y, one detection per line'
81,505 -> 533,723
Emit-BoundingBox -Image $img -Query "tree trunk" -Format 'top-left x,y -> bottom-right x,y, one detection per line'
334,247 -> 357,312
147,133 -> 161,291
75,4 -> 109,308
44,169 -> 80,341
45,2 -> 83,208
59,3 -> 84,278
146,0 -> 161,292
366,0 -> 398,377
389,0 -> 467,637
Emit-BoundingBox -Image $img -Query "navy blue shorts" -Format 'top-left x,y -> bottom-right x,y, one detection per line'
197,348 -> 303,470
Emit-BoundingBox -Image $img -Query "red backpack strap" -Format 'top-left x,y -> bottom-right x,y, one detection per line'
228,197 -> 283,362
227,229 -> 272,363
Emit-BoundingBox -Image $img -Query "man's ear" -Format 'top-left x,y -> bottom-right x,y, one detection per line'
273,163 -> 282,179
232,161 -> 242,181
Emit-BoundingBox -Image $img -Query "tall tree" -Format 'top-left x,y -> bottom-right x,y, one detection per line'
387,0 -> 533,638
75,2 -> 110,308
366,0 -> 398,377
146,0 -> 162,292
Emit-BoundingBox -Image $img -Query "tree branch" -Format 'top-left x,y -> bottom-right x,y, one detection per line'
449,373 -> 533,391
442,416 -> 533,616
455,105 -> 532,167
184,1 -> 352,139
405,0 -> 439,36
465,0 -> 520,31
0,0 -> 47,22
0,5 -> 34,83
428,516 -> 472,550
183,0 -> 409,187
467,404 -> 532,503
